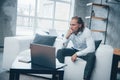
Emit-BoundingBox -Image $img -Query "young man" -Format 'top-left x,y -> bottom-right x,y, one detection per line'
57,16 -> 96,80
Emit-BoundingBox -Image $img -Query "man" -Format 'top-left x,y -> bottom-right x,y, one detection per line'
57,16 -> 96,80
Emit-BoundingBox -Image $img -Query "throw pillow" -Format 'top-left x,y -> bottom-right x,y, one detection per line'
95,40 -> 102,50
33,33 -> 57,46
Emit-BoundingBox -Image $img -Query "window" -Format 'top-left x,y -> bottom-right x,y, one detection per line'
16,0 -> 74,37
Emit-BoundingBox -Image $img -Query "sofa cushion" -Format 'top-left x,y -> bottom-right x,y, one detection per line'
95,40 -> 102,50
32,34 -> 57,46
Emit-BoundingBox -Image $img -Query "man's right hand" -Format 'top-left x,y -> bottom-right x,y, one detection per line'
66,28 -> 73,39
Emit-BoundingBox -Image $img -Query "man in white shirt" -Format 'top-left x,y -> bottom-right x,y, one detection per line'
57,16 -> 95,80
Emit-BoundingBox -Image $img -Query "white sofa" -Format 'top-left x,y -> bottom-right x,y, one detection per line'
2,36 -> 113,80
64,45 -> 113,80
2,36 -> 33,71
2,36 -> 63,70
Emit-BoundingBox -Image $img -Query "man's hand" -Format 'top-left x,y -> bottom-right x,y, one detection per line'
71,53 -> 77,62
66,28 -> 73,39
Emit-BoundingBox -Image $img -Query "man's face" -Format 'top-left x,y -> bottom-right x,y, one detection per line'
70,19 -> 81,33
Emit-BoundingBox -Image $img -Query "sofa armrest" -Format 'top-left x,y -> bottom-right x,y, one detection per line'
91,44 -> 113,80
64,57 -> 86,80
2,36 -> 33,70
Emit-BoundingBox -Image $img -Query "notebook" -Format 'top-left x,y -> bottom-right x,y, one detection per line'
30,43 -> 67,69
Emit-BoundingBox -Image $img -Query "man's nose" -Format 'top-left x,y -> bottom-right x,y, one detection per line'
70,27 -> 73,30
70,25 -> 74,28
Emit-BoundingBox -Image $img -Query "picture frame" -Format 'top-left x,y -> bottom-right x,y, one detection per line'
106,0 -> 120,3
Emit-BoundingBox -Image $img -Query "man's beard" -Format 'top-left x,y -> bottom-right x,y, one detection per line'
73,28 -> 81,35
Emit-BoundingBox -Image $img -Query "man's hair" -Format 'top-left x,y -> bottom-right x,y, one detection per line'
72,16 -> 85,32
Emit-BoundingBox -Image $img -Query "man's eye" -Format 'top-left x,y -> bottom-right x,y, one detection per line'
71,24 -> 76,26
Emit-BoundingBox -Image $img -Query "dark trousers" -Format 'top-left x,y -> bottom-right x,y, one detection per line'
57,48 -> 96,80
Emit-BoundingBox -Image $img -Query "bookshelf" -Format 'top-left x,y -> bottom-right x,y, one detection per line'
86,2 -> 109,44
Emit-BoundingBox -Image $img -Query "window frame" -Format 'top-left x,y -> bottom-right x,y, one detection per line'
16,0 -> 75,36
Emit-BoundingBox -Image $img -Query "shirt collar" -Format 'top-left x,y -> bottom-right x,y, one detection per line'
76,27 -> 86,36
76,31 -> 82,36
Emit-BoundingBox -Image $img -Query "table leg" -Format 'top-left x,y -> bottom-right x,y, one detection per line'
9,69 -> 20,80
58,71 -> 64,80
9,69 -> 15,80
15,73 -> 20,80
110,54 -> 119,80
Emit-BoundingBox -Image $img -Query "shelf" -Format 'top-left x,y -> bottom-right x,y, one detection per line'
86,2 -> 109,44
87,3 -> 109,8
91,30 -> 106,32
85,16 -> 107,20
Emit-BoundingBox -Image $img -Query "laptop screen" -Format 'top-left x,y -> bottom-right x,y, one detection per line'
30,44 -> 56,69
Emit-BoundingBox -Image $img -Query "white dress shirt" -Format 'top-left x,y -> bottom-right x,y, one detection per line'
63,27 -> 95,56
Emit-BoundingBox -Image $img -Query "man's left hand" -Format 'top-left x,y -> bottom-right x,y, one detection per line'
71,53 -> 77,62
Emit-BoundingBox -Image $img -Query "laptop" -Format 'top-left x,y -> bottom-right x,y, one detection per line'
30,43 -> 67,70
